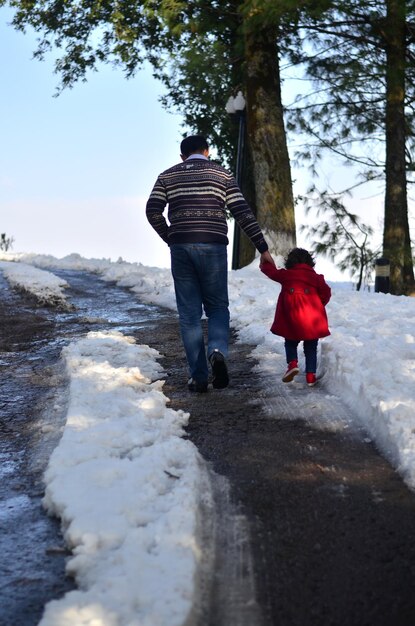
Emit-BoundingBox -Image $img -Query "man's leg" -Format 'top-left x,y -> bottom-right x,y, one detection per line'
198,244 -> 229,358
197,244 -> 230,388
170,245 -> 209,385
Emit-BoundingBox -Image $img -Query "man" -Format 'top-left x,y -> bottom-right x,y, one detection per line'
146,135 -> 275,392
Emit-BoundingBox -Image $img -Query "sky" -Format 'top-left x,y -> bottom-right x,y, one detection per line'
0,5 -> 392,281
0,6 -> 183,267
1,251 -> 414,624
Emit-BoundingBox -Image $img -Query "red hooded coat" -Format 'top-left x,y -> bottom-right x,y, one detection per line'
261,262 -> 331,341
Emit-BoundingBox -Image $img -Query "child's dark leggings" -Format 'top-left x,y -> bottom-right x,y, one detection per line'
285,339 -> 319,373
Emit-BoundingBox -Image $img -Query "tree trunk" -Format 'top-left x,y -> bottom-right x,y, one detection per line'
383,0 -> 414,294
237,140 -> 257,267
244,24 -> 296,259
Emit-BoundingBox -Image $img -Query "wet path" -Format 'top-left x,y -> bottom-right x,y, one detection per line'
0,270 -> 160,626
0,273 -> 71,626
136,314 -> 415,626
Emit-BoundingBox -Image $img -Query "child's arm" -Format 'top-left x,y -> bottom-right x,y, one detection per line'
317,277 -> 331,306
260,260 -> 284,282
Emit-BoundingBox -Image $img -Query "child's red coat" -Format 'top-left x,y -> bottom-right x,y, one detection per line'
261,262 -> 331,340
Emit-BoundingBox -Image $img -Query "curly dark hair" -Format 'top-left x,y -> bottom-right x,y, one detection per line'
285,247 -> 315,269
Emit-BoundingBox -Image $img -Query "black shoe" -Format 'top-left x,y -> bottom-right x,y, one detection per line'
187,378 -> 208,393
209,350 -> 229,389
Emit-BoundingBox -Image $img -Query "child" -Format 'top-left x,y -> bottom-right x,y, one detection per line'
260,248 -> 331,386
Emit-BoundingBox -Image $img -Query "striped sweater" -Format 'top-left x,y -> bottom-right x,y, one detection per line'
145,158 -> 268,253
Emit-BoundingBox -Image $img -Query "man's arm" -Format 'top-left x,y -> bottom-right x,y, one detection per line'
226,175 -> 274,263
146,176 -> 170,243
260,251 -> 275,266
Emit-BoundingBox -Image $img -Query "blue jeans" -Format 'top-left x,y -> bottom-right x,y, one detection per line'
285,339 -> 319,373
170,243 -> 229,383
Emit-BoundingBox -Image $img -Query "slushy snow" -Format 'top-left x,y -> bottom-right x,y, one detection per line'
40,331 -> 206,626
0,260 -> 69,307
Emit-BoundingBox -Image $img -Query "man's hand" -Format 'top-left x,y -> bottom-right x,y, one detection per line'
260,251 -> 276,267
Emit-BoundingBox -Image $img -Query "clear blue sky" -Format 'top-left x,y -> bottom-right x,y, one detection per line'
1,6 -> 184,267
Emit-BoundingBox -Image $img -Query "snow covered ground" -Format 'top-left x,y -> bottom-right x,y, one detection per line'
40,331 -> 208,626
0,260 -> 70,307
1,251 -> 415,626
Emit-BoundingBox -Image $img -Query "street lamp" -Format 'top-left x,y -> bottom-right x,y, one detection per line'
226,91 -> 246,270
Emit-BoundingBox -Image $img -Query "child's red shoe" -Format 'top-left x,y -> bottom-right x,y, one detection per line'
282,360 -> 299,382
306,372 -> 317,387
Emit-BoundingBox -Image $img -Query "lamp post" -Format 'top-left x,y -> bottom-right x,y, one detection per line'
226,91 -> 246,270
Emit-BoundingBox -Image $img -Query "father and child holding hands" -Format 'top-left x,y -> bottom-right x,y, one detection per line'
146,135 -> 331,392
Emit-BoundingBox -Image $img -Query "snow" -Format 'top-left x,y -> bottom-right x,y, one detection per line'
0,260 -> 69,307
39,331 -> 206,626
1,250 -> 415,625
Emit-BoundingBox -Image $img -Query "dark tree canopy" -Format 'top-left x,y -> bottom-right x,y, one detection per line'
282,0 -> 415,293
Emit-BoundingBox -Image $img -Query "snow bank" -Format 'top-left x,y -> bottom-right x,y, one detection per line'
0,252 -> 175,309
40,331 -> 208,626
0,260 -> 69,307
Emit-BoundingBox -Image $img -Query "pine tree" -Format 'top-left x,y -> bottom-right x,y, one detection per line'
285,0 -> 415,294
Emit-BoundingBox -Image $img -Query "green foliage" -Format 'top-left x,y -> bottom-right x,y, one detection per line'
0,233 -> 14,251
150,0 -> 245,164
285,0 -> 415,183
300,188 -> 380,290
8,0 -> 159,88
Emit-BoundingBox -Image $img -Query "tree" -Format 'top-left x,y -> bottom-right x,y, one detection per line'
0,233 -> 14,251
284,0 -> 415,294
4,0 -> 297,265
158,2 -> 298,264
242,13 -> 296,259
382,0 -> 413,294
300,189 -> 380,291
